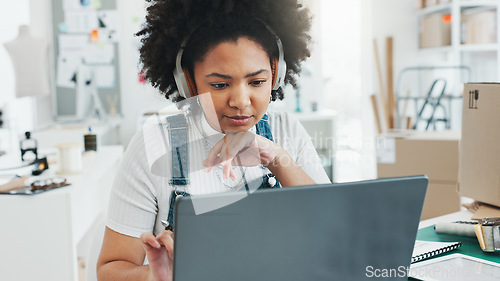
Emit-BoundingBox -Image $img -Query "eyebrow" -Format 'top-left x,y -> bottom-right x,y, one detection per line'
205,69 -> 268,79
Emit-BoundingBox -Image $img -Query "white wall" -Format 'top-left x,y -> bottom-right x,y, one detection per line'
116,0 -> 172,147
0,0 -> 33,136
368,0 -> 419,113
359,0 -> 419,180
1,0 -> 57,136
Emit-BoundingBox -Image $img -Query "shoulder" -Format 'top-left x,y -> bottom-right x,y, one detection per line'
266,111 -> 305,136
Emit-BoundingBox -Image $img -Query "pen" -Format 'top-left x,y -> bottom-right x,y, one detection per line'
161,220 -> 173,231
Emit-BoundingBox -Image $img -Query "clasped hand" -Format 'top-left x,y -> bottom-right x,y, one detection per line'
202,130 -> 280,180
141,230 -> 174,281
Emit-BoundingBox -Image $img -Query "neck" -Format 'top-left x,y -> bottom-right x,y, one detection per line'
18,25 -> 30,37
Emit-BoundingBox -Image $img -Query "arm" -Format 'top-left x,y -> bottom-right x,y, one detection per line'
97,227 -> 174,281
265,145 -> 315,187
97,227 -> 151,281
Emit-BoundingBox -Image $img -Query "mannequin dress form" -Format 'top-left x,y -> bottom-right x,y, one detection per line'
3,25 -> 50,98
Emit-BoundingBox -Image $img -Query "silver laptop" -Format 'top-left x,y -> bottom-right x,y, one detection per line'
173,175 -> 428,281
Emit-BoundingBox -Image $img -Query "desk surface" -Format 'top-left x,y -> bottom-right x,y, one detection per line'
417,210 -> 500,264
0,145 -> 123,281
419,210 -> 473,229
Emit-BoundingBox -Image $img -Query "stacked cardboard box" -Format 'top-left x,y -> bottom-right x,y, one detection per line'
420,13 -> 451,48
417,0 -> 451,9
377,131 -> 460,220
459,83 -> 500,207
462,9 -> 497,45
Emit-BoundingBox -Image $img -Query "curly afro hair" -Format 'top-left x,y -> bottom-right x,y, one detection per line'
136,0 -> 313,102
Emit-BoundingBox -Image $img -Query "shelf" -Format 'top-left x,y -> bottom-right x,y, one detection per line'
418,44 -> 499,53
459,43 -> 498,52
290,109 -> 337,121
459,0 -> 498,8
417,3 -> 452,16
418,46 -> 453,53
417,0 -> 499,16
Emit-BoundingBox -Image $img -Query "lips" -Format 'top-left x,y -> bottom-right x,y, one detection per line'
225,115 -> 252,126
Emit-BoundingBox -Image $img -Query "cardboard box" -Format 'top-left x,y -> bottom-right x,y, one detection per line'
462,10 -> 497,44
425,0 -> 438,7
377,131 -> 461,219
416,0 -> 426,9
420,13 -> 451,48
421,182 -> 461,220
459,83 -> 500,207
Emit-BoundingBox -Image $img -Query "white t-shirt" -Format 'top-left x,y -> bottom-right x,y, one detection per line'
106,110 -> 330,238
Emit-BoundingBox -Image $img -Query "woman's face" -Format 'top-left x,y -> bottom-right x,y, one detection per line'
193,37 -> 273,133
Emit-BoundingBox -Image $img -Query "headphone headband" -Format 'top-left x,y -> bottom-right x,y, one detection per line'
256,20 -> 286,93
173,21 -> 287,99
172,39 -> 191,99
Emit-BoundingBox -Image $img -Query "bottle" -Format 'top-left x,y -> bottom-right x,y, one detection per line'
84,126 -> 97,151
20,131 -> 38,162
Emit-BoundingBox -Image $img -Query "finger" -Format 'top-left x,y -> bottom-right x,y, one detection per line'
156,230 -> 175,259
229,167 -> 236,181
222,159 -> 233,180
203,137 -> 225,168
218,132 -> 251,165
140,232 -> 161,249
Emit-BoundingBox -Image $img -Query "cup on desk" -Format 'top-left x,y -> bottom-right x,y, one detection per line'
55,143 -> 83,174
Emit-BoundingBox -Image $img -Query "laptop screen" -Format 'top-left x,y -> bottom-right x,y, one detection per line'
173,176 -> 427,281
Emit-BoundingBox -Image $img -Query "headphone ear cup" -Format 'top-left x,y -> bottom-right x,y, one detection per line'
183,68 -> 198,96
271,58 -> 278,88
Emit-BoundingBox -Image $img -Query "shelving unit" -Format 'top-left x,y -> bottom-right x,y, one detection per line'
417,0 -> 500,81
291,109 -> 337,182
399,0 -> 500,130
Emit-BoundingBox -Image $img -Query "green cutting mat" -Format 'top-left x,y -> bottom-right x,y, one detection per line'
417,225 -> 500,263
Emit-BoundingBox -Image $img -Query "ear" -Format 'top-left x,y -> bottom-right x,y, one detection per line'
271,58 -> 278,88
183,67 -> 198,96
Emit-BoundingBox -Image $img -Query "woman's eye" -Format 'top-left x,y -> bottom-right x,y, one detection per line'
211,83 -> 229,89
250,80 -> 266,86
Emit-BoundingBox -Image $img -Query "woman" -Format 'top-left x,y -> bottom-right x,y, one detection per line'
97,0 -> 330,280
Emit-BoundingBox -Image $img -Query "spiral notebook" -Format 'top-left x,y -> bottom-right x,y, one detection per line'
412,240 -> 462,263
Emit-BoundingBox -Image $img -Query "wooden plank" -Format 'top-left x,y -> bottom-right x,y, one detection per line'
386,37 -> 395,129
373,39 -> 390,130
370,94 -> 382,134
407,117 -> 413,130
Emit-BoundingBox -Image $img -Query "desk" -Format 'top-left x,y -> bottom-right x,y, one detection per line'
0,145 -> 123,281
32,117 -> 122,149
414,210 -> 500,279
418,210 -> 473,230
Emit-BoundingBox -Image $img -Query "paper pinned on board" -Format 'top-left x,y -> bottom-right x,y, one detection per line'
57,55 -> 80,88
58,34 -> 88,55
96,10 -> 120,42
65,10 -> 98,33
59,34 -> 114,63
93,65 -> 115,88
63,0 -> 94,12
83,43 -> 114,64
97,10 -> 119,30
376,137 -> 396,164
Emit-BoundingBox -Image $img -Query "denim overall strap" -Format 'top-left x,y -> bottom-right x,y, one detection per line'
254,114 -> 281,189
165,190 -> 190,231
255,114 -> 274,142
166,113 -> 190,186
164,113 -> 192,231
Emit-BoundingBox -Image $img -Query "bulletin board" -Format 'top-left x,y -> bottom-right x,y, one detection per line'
50,0 -> 121,119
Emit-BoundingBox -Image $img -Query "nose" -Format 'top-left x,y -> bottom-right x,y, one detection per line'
228,84 -> 251,109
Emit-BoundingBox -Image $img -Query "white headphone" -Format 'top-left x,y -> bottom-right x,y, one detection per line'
172,21 -> 287,99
